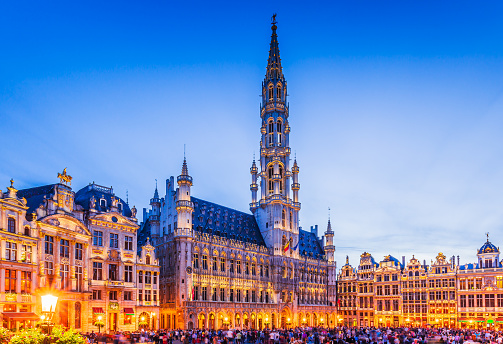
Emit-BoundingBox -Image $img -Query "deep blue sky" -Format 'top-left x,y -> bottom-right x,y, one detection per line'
2,1 -> 503,269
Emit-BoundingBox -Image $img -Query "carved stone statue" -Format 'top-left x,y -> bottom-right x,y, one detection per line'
131,205 -> 137,218
111,196 -> 118,208
89,195 -> 96,209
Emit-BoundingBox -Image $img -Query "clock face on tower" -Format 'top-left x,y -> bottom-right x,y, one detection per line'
186,266 -> 193,274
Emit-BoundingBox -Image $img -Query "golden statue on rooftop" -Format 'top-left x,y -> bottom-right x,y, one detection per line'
57,168 -> 72,186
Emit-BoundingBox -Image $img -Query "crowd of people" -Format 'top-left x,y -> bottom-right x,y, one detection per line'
80,327 -> 503,344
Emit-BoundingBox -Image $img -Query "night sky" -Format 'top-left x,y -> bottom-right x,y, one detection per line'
2,1 -> 503,269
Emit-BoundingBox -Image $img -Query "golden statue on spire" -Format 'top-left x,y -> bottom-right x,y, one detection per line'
57,168 -> 72,186
271,13 -> 277,24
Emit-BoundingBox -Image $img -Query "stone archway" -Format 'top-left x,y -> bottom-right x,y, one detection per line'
198,313 -> 206,329
209,313 -> 216,329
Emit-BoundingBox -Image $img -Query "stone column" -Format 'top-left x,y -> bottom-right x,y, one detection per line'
70,240 -> 76,290
0,240 -> 4,262
16,270 -> 22,294
0,268 -> 5,293
54,236 -> 61,289
83,243 -> 89,292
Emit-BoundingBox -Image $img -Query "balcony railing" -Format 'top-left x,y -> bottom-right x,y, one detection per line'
176,200 -> 194,209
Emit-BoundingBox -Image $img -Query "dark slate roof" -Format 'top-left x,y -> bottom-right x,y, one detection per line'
479,240 -> 499,254
459,263 -> 477,270
137,217 -> 151,252
75,183 -> 132,217
299,229 -> 325,259
17,184 -> 56,214
191,197 -> 266,247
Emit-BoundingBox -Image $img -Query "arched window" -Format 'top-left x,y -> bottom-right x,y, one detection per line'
277,120 -> 283,145
268,85 -> 274,101
7,218 -> 15,233
276,85 -> 281,100
268,167 -> 274,194
290,211 -> 293,229
282,210 -> 286,227
146,255 -> 151,265
268,120 -> 274,133
279,166 -> 283,193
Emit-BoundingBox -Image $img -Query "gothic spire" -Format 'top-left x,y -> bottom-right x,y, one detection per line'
153,179 -> 159,199
181,158 -> 189,176
266,15 -> 283,80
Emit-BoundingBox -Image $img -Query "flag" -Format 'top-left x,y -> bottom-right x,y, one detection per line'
191,280 -> 194,301
292,241 -> 299,251
283,241 -> 290,252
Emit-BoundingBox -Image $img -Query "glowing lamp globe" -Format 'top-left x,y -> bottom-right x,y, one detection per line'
41,294 -> 58,313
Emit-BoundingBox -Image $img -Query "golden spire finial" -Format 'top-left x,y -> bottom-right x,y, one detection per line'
486,232 -> 490,242
10,178 -> 14,188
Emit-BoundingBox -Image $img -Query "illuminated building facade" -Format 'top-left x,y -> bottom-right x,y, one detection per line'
139,19 -> 338,330
457,237 -> 503,329
427,253 -> 456,328
0,180 -> 39,330
0,172 -> 160,332
336,238 -> 503,329
374,255 -> 403,327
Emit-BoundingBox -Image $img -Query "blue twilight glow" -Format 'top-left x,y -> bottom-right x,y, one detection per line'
1,1 -> 503,267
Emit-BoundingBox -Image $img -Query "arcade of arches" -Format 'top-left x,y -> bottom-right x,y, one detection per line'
177,310 -> 338,330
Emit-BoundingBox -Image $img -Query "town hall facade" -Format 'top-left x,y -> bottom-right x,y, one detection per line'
139,20 -> 339,330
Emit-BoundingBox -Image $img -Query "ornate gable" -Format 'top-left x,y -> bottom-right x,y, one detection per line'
41,214 -> 90,236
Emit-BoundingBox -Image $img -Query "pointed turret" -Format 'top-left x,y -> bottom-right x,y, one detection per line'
175,158 -> 194,236
324,211 -> 335,264
150,180 -> 161,238
250,157 -> 259,210
266,16 -> 283,80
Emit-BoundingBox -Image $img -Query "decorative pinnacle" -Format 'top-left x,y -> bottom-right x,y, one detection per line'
153,179 -> 159,199
10,179 -> 14,188
486,232 -> 490,242
181,158 -> 189,176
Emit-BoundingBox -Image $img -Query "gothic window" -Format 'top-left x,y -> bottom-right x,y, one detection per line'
277,120 -> 282,132
268,85 -> 273,101
282,210 -> 286,228
290,211 -> 293,229
268,167 -> 274,194
276,85 -> 281,100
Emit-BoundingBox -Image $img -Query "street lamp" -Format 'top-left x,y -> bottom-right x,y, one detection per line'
41,294 -> 58,334
96,315 -> 104,334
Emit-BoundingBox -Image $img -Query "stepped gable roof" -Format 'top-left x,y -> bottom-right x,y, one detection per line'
191,196 -> 266,247
17,184 -> 56,214
299,229 -> 325,259
75,183 -> 132,217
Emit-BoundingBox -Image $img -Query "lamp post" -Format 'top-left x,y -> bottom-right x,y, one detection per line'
96,315 -> 104,334
41,294 -> 58,335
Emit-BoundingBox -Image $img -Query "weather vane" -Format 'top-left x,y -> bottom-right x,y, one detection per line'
486,232 -> 490,242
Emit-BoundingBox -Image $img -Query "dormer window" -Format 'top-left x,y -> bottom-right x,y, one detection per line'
100,199 -> 106,208
118,203 -> 122,212
146,255 -> 151,265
